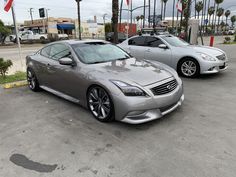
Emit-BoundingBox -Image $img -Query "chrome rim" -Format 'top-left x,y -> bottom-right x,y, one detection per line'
27,70 -> 36,90
181,60 -> 197,77
88,87 -> 111,119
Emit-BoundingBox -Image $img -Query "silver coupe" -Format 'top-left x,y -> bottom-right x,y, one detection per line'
26,40 -> 184,124
119,34 -> 228,78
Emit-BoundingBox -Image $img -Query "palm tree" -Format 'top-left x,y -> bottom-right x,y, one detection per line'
112,0 -> 119,43
216,7 -> 224,33
208,6 -> 215,27
162,0 -> 168,20
225,10 -> 231,27
195,1 -> 204,19
140,15 -> 144,27
214,0 -> 224,31
75,0 -> 82,40
172,0 -> 176,28
161,0 -> 164,21
231,15 -> 236,27
136,16 -> 140,26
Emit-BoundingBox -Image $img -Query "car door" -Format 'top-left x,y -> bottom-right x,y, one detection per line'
43,43 -> 83,99
127,36 -> 146,60
144,36 -> 172,66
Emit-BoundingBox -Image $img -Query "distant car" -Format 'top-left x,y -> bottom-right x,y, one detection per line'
228,29 -> 235,35
106,32 -> 127,43
119,34 -> 228,78
26,40 -> 184,124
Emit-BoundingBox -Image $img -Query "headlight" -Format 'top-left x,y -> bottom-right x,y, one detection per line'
111,80 -> 147,96
199,53 -> 216,61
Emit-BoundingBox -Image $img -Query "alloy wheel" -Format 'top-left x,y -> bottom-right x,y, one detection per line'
181,60 -> 197,77
27,70 -> 36,90
88,87 -> 111,120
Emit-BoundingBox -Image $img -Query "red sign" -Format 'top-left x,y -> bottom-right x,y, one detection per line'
4,0 -> 14,12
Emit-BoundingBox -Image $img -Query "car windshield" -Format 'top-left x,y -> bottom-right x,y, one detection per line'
72,42 -> 131,64
162,35 -> 189,47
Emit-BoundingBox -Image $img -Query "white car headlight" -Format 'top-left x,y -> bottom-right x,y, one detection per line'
111,80 -> 147,96
199,53 -> 216,61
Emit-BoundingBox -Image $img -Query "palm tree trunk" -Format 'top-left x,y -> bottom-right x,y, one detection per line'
164,3 -> 167,20
225,17 -> 228,31
148,0 -> 151,27
217,16 -> 220,33
161,1 -> 163,21
119,0 -> 123,30
212,1 -> 216,31
214,4 -> 219,32
205,0 -> 211,34
76,0 -> 81,40
172,0 -> 176,28
194,0 -> 197,19
112,0 -> 119,43
143,0 -> 146,28
153,0 -> 157,29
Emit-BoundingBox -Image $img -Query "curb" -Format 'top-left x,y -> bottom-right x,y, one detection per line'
2,80 -> 28,89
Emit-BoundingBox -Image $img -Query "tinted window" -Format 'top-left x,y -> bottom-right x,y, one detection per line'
145,37 -> 164,47
162,35 -> 189,47
41,46 -> 51,58
50,44 -> 71,60
128,37 -> 146,46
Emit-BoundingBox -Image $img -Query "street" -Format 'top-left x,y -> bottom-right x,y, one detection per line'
0,44 -> 236,177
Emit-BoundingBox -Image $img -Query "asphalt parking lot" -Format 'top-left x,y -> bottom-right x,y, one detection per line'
0,44 -> 236,177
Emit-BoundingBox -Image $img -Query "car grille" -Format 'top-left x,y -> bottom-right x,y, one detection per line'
151,79 -> 178,96
216,54 -> 226,61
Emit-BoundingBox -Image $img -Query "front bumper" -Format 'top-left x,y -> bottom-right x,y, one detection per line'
200,60 -> 228,74
121,94 -> 184,124
112,77 -> 184,124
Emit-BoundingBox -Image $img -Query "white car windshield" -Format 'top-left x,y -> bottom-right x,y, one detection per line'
72,42 -> 131,64
162,35 -> 189,47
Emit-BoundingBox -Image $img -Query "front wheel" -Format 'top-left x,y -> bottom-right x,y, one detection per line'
27,69 -> 40,92
87,86 -> 114,122
178,58 -> 200,78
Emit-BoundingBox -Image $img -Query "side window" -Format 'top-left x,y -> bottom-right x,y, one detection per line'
128,37 -> 146,46
50,44 -> 71,60
146,37 -> 164,47
40,46 -> 51,58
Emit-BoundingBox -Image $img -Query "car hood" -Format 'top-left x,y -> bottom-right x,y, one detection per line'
186,45 -> 224,56
86,58 -> 173,86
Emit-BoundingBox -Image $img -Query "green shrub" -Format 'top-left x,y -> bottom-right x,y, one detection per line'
0,58 -> 13,77
224,36 -> 231,44
234,34 -> 236,42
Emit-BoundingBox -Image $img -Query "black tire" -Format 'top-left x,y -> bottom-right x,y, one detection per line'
177,58 -> 200,78
87,86 -> 114,122
27,68 -> 40,92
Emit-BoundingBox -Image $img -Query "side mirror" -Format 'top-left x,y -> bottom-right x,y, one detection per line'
158,44 -> 168,49
59,57 -> 74,66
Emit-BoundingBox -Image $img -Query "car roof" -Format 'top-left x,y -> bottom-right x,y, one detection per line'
48,39 -> 110,46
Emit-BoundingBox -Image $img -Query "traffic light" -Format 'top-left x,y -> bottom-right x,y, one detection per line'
39,8 -> 45,18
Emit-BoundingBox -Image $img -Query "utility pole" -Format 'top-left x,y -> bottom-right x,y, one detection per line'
75,0 -> 82,40
46,9 -> 50,22
103,13 -> 108,39
29,8 -> 34,24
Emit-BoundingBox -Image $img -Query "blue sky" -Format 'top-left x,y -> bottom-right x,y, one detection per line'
0,0 -> 235,24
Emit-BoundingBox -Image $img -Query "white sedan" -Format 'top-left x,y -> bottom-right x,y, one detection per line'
119,34 -> 228,78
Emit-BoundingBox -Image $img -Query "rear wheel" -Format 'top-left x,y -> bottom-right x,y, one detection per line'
87,86 -> 114,122
27,69 -> 40,92
178,58 -> 200,78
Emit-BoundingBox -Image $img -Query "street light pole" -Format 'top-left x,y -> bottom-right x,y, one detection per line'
76,0 -> 82,40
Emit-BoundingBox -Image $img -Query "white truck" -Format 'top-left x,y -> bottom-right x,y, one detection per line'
9,30 -> 68,43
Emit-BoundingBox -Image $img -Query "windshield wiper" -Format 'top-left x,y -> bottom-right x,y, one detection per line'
89,61 -> 107,64
117,56 -> 130,61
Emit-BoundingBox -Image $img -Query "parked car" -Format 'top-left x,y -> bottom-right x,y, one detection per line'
106,32 -> 127,43
118,34 -> 228,78
26,40 -> 184,124
9,30 -> 69,43
227,29 -> 235,35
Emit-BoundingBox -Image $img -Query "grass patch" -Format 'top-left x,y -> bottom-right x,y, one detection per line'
0,71 -> 26,84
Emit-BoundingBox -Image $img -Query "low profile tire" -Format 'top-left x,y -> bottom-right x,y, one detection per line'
87,86 -> 114,122
178,58 -> 200,78
27,69 -> 40,92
